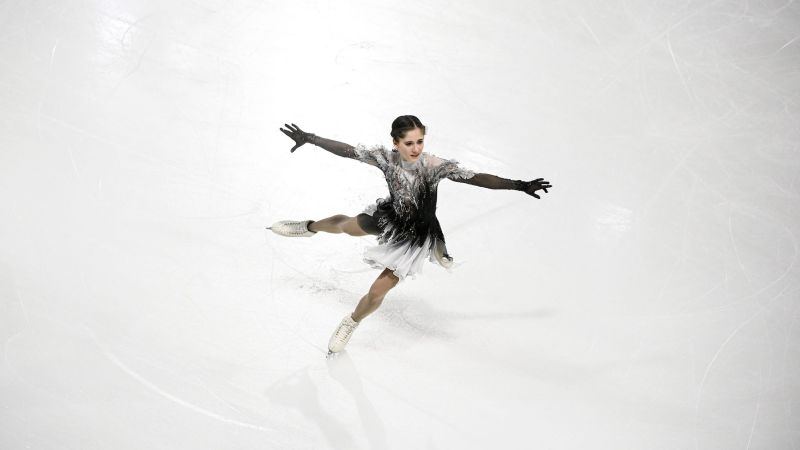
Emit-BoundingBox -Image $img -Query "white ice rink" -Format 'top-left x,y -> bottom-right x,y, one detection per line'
2,0 -> 799,449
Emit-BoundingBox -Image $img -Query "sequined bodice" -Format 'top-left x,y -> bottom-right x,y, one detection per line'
352,143 -> 475,247
385,154 -> 429,217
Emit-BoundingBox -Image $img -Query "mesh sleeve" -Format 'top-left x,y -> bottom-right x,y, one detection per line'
427,153 -> 524,190
449,172 -> 526,190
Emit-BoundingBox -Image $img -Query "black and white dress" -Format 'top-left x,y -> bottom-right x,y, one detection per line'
351,143 -> 477,282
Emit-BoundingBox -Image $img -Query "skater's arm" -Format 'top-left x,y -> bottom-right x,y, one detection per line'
427,152 -> 552,198
449,173 -> 526,190
307,135 -> 359,160
308,135 -> 386,169
278,124 -> 361,160
451,173 -> 553,199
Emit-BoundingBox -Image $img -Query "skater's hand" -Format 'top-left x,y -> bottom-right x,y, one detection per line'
279,123 -> 316,152
520,178 -> 552,199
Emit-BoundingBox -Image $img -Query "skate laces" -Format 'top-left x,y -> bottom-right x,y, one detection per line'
276,220 -> 315,236
335,318 -> 358,342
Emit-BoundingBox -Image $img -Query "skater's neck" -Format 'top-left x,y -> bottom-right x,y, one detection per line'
400,155 -> 420,169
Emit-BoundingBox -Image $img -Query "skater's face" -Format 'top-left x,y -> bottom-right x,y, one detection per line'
394,128 -> 425,162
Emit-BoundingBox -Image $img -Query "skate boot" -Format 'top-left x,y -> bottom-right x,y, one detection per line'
328,314 -> 360,354
268,220 -> 317,237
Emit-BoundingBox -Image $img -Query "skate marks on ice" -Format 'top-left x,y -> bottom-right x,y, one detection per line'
263,229 -> 362,356
375,291 -> 557,343
5,302 -> 295,445
263,226 -> 365,302
102,350 -> 281,434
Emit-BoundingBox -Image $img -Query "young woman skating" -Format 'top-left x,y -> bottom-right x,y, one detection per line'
269,115 -> 552,355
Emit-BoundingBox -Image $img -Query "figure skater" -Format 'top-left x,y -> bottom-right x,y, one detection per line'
269,115 -> 552,355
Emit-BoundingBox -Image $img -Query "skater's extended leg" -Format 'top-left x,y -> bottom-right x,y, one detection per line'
351,268 -> 400,322
308,214 -> 379,236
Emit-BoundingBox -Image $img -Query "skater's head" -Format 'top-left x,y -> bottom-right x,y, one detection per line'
391,115 -> 426,163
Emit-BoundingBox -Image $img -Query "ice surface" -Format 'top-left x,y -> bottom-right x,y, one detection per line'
1,0 -> 799,449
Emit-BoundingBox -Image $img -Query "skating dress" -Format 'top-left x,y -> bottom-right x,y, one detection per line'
350,143 -> 477,282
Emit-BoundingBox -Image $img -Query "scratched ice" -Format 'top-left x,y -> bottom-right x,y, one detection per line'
1,1 -> 798,449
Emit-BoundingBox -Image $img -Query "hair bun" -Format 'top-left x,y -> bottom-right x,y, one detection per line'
390,115 -> 426,142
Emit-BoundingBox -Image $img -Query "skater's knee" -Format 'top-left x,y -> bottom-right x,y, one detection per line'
366,284 -> 388,301
381,268 -> 400,286
368,274 -> 398,300
332,214 -> 349,224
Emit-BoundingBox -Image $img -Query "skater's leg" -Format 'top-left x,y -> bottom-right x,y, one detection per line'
308,213 -> 381,236
351,268 -> 400,322
328,267 -> 399,353
355,213 -> 382,235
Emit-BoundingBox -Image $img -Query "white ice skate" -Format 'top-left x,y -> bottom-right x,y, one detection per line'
328,314 -> 360,354
267,220 -> 317,237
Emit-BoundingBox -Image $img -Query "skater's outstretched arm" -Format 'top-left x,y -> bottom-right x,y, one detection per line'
279,123 -> 357,158
429,153 -> 553,199
279,123 -> 384,169
450,173 -> 553,199
309,135 -> 359,159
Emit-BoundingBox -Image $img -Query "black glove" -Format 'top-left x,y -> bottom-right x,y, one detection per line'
279,123 -> 318,152
520,178 -> 552,199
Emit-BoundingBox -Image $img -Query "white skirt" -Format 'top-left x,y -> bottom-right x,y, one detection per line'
362,230 -> 464,282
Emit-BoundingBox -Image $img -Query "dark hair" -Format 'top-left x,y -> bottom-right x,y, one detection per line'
390,115 -> 426,147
